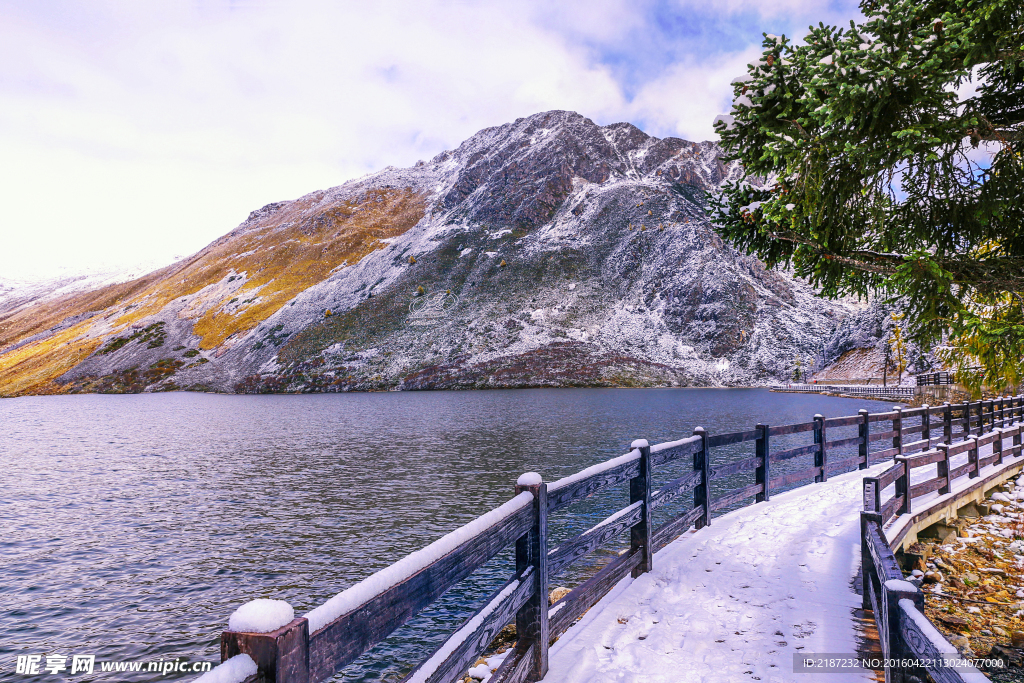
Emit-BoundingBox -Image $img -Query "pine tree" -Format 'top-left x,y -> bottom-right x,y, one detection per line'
712,0 -> 1023,387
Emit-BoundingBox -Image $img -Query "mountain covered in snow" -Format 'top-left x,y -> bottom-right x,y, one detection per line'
0,110 -> 859,397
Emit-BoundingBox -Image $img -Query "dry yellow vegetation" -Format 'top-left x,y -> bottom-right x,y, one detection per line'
0,186 -> 427,395
0,322 -> 101,396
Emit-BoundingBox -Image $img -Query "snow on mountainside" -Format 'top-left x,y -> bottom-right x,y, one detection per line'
0,111 -> 858,397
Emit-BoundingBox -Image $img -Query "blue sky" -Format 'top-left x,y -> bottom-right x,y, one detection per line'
0,0 -> 862,280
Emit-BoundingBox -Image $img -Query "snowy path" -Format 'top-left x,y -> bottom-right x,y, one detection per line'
542,463 -> 889,683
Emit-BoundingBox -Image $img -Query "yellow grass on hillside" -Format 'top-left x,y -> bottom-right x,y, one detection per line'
0,321 -> 101,396
185,188 -> 426,349
0,186 -> 427,395
0,267 -> 180,353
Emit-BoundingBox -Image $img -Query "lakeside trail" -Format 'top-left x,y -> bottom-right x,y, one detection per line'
540,463 -> 889,683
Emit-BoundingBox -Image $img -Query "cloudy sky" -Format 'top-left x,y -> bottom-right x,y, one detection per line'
0,0 -> 861,281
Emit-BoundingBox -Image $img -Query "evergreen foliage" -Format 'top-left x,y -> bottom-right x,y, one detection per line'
712,0 -> 1023,390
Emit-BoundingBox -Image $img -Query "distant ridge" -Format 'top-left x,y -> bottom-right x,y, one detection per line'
0,110 -> 853,396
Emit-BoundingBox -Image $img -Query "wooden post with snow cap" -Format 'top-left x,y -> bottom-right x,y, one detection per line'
755,423 -> 770,500
882,578 -> 925,683
813,414 -> 827,482
967,436 -> 980,479
1015,397 -> 1023,456
892,406 -> 903,457
693,427 -> 710,529
858,409 -> 869,468
921,405 -> 931,446
514,472 -> 548,681
860,510 -> 882,611
937,443 -> 952,495
995,425 -> 1005,466
943,402 -> 952,444
221,599 -> 309,683
629,439 -> 653,578
894,456 -> 912,516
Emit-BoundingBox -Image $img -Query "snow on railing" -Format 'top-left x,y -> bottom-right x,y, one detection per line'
191,654 -> 256,683
779,382 -> 916,399
210,397 -> 1024,683
862,396 -> 1024,683
305,490 -> 534,633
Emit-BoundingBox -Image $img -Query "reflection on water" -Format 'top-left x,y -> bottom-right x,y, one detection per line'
0,388 -> 895,681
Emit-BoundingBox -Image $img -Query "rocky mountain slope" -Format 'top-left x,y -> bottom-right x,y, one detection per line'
0,110 -> 859,397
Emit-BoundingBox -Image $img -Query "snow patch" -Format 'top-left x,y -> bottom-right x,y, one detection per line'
227,599 -> 294,633
517,472 -> 542,486
193,654 -> 257,683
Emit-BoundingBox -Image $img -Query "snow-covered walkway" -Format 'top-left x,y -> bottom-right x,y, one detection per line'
543,463 -> 889,683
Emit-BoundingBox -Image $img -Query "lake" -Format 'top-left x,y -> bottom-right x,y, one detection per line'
0,388 -> 897,681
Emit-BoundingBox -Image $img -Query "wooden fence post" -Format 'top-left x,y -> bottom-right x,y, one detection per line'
860,510 -> 882,610
883,579 -> 925,683
514,473 -> 549,680
1015,397 -> 1023,455
968,436 -> 980,479
755,423 -> 770,501
693,427 -> 710,529
921,405 -> 930,446
863,477 -> 881,513
937,444 -> 951,495
943,402 -> 952,444
892,406 -> 903,457
629,440 -> 653,578
964,400 -> 972,438
894,456 -> 911,515
814,414 -> 827,482
858,409 -> 869,469
1000,396 -> 1007,428
995,426 -> 1004,466
221,618 -> 310,683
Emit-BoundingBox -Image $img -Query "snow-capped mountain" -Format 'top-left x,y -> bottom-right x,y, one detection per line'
0,111 -> 855,396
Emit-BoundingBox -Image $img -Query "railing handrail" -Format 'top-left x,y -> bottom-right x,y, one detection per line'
206,394 -> 1024,683
861,394 -> 1024,683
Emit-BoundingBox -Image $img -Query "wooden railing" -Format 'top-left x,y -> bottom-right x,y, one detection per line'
916,371 -> 955,386
199,396 -> 1023,683
915,367 -> 985,387
861,396 -> 1024,683
778,382 -> 917,400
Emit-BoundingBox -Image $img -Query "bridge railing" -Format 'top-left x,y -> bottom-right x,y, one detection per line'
780,382 -> 917,400
915,367 -> 986,386
861,396 -> 1024,683
197,395 -> 1022,683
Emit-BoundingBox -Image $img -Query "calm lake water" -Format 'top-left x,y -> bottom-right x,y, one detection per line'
1,388 -> 898,681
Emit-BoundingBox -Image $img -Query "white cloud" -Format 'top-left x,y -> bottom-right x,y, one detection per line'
0,0 -> 860,280
627,48 -> 762,142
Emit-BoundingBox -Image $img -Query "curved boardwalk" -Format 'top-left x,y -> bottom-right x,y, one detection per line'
543,464 -> 887,683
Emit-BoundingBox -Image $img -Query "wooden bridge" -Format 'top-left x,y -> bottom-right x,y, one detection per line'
862,399 -> 1024,682
195,395 -> 1024,683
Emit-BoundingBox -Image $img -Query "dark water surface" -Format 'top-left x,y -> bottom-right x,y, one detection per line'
0,389 -> 897,681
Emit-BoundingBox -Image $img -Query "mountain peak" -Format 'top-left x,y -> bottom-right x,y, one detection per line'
0,111 -> 844,397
